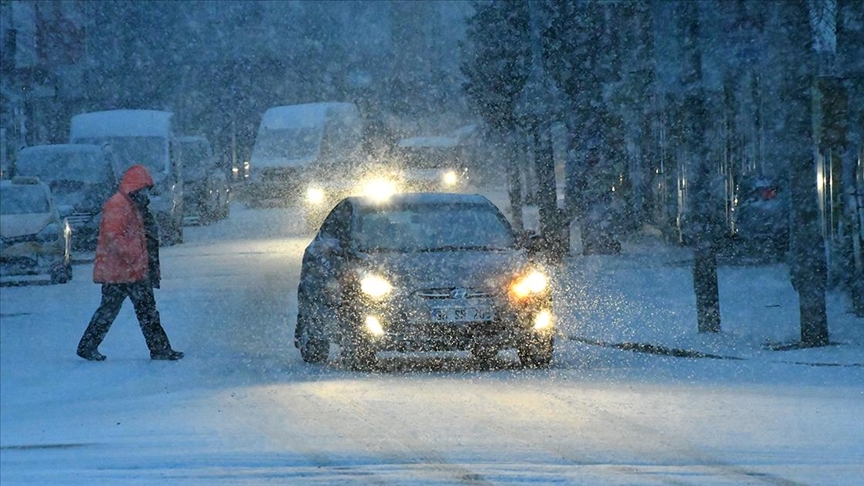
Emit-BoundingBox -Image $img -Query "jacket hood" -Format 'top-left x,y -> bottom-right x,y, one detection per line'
118,165 -> 154,195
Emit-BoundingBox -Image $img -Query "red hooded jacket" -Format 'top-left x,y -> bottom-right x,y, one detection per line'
92,165 -> 155,283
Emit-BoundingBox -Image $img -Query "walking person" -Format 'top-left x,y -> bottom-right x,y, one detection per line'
77,164 -> 183,361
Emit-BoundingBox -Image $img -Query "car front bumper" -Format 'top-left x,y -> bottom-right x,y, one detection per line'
0,239 -> 68,278
342,294 -> 554,353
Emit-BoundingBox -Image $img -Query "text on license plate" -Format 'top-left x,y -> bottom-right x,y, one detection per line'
430,306 -> 494,323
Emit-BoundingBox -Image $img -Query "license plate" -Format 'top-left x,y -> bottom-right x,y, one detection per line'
430,306 -> 494,323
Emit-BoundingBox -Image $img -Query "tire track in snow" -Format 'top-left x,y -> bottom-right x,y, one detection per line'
529,383 -> 807,485
302,379 -> 495,485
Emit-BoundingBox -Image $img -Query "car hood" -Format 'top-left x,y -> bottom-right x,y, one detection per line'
356,249 -> 532,292
0,213 -> 54,238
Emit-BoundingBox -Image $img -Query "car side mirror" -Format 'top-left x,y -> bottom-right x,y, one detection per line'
517,230 -> 545,253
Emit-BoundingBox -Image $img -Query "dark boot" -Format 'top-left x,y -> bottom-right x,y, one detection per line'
150,349 -> 184,360
77,348 -> 107,361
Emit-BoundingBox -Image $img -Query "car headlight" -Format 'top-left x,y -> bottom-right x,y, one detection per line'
362,179 -> 397,203
510,270 -> 548,299
36,223 -> 61,243
442,170 -> 459,187
360,274 -> 393,299
306,187 -> 326,205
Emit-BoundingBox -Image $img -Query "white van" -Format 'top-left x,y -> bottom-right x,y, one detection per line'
249,102 -> 367,220
70,110 -> 184,245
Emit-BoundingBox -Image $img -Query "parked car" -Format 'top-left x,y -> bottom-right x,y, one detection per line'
176,135 -> 230,224
0,177 -> 72,284
295,193 -> 554,370
731,176 -> 790,254
13,144 -> 118,249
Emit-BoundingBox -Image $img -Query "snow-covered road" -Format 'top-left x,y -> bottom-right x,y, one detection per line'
2,202 -> 862,485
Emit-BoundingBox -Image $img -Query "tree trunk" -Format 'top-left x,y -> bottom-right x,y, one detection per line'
531,120 -> 566,263
504,130 -> 524,232
778,2 -> 830,347
679,1 -> 721,333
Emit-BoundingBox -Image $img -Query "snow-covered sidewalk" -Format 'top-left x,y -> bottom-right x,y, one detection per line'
553,229 -> 864,368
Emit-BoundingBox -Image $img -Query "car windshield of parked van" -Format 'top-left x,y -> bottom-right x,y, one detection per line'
255,127 -> 322,160
398,147 -> 461,169
356,203 -> 514,253
75,136 -> 165,176
0,186 -> 50,215
16,150 -> 107,184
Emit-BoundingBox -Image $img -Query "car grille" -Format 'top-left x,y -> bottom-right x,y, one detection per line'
386,320 -> 510,352
413,287 -> 498,299
66,212 -> 94,227
0,256 -> 37,269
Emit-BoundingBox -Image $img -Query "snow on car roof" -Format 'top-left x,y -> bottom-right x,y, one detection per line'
70,110 -> 173,140
261,102 -> 357,130
348,192 -> 493,209
18,144 -> 103,156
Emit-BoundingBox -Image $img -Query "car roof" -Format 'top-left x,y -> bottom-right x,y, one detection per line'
345,192 -> 496,210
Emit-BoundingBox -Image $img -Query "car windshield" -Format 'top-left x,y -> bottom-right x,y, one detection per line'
16,150 -> 107,184
0,186 -> 50,215
75,136 -> 166,176
355,202 -> 514,252
254,127 -> 322,160
397,147 -> 461,169
180,143 -> 209,180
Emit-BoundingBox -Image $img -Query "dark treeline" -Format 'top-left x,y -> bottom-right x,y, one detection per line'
460,0 -> 863,344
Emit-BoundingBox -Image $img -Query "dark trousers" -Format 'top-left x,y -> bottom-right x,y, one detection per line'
77,282 -> 171,354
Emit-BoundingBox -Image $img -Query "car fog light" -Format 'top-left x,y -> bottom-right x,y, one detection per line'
442,170 -> 458,186
365,316 -> 385,336
306,187 -> 325,205
533,310 -> 553,330
363,179 -> 397,203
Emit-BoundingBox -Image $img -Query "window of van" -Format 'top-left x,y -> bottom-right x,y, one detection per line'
255,127 -> 322,160
76,136 -> 166,175
16,149 -> 109,184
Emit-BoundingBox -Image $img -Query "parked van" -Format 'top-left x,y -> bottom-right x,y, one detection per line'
249,102 -> 368,225
13,144 -> 118,249
70,110 -> 184,245
176,135 -> 230,224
